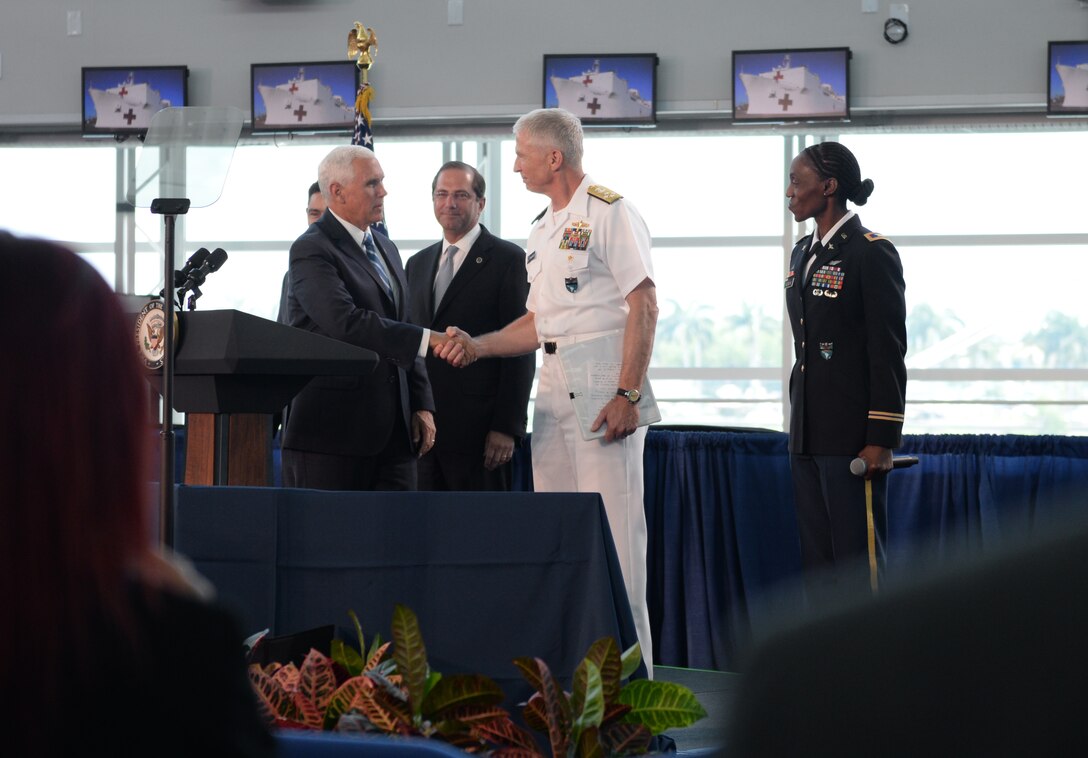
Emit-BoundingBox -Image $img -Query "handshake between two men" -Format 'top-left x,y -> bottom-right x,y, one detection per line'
427,326 -> 478,368
425,315 -> 643,444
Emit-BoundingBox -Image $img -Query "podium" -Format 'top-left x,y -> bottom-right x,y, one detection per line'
146,309 -> 377,486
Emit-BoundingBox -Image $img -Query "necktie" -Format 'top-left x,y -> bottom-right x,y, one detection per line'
432,245 -> 457,313
362,232 -> 395,301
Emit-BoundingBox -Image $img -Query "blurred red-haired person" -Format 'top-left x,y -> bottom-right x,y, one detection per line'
0,232 -> 273,756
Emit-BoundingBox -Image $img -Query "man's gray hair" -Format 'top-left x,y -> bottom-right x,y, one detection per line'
318,145 -> 377,199
513,108 -> 584,169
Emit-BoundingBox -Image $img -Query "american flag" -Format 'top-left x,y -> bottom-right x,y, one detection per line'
352,84 -> 374,149
352,82 -> 386,234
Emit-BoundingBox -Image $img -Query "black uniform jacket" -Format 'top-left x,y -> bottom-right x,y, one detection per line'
282,211 -> 434,457
405,224 -> 534,454
785,214 -> 906,455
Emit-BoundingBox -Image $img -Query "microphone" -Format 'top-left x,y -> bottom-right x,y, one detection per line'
850,455 -> 919,477
172,247 -> 210,287
181,247 -> 228,290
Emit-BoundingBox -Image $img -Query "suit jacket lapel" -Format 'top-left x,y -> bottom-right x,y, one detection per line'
318,213 -> 398,313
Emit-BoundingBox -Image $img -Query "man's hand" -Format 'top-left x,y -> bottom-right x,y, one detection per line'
591,396 -> 640,443
427,330 -> 449,354
412,410 -> 436,457
856,444 -> 892,480
483,430 -> 516,471
436,326 -> 479,367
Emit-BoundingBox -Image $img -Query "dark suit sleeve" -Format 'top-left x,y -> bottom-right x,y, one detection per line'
489,246 -> 535,440
860,238 -> 907,448
289,229 -> 423,370
402,284 -> 435,413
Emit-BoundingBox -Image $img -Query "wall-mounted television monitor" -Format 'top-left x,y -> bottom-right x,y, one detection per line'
251,61 -> 360,133
542,53 -> 658,127
732,47 -> 850,123
1047,40 -> 1088,115
82,66 -> 189,136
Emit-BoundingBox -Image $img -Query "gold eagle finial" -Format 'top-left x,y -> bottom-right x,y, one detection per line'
348,23 -> 379,80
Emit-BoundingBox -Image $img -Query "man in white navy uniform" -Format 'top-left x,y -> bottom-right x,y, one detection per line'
436,108 -> 659,675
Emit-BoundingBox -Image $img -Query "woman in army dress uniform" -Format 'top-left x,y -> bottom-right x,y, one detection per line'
783,141 -> 907,594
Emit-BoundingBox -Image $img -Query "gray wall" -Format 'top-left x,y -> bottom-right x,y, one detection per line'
1,0 -> 1085,126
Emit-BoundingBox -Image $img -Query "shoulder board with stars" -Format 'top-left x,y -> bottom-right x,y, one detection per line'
864,231 -> 889,242
588,185 -> 622,204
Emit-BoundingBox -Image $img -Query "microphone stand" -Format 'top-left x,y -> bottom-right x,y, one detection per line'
150,197 -> 191,548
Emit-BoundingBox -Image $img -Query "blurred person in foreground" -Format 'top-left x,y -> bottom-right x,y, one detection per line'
0,232 -> 273,756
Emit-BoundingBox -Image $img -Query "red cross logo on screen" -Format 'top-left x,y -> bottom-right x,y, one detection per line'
293,105 -> 308,122
773,71 -> 784,82
586,97 -> 601,115
289,81 -> 299,94
778,94 -> 793,111
582,75 -> 594,86
123,108 -> 137,125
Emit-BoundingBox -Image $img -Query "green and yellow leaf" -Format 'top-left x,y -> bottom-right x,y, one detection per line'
571,660 -> 605,735
619,642 -> 642,681
617,680 -> 707,734
391,604 -> 429,721
331,638 -> 365,677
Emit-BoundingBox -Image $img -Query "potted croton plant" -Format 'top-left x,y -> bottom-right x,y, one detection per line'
249,605 -> 706,756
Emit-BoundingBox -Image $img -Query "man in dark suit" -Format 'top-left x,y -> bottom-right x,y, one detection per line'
405,161 -> 534,490
281,145 -> 448,491
276,181 -> 325,325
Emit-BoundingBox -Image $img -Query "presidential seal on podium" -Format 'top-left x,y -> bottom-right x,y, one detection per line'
134,299 -> 177,370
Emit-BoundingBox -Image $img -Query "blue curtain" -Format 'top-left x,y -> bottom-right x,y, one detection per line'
642,431 -> 800,674
642,431 -> 1088,672
890,434 -> 1088,568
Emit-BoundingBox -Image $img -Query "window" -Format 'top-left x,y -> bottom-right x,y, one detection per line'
4,120 -> 1086,434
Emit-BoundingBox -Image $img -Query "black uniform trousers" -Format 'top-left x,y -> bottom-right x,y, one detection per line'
790,453 -> 888,597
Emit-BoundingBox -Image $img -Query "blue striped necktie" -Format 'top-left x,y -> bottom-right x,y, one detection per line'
362,231 -> 395,300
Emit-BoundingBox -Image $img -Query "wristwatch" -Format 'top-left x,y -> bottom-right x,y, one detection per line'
617,387 -> 641,404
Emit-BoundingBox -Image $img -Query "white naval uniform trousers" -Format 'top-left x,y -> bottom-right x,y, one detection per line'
526,174 -> 655,676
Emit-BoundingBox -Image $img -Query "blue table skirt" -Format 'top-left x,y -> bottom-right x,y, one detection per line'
174,428 -> 1088,672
